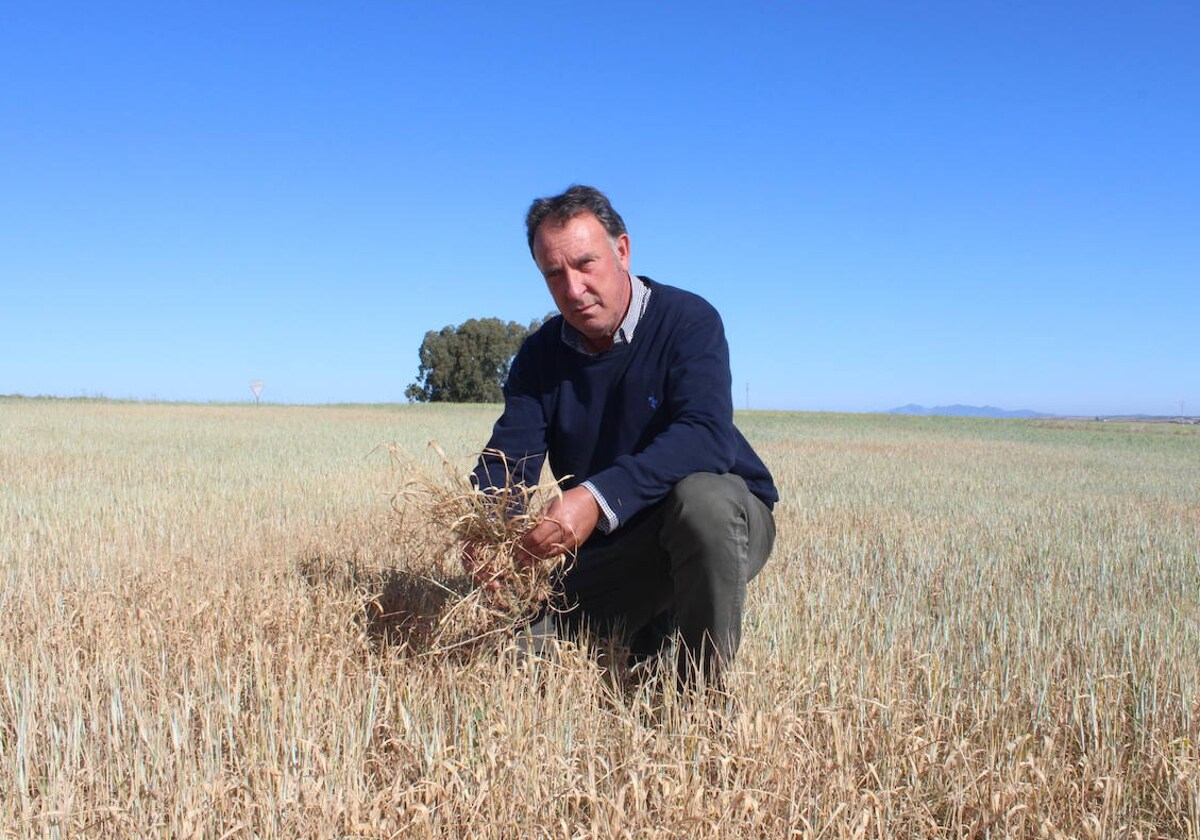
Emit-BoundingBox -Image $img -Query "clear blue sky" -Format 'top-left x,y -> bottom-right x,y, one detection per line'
2,1 -> 1196,415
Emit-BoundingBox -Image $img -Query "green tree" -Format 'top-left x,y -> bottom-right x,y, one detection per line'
405,316 -> 545,403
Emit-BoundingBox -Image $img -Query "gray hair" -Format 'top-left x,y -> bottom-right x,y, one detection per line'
525,185 -> 627,255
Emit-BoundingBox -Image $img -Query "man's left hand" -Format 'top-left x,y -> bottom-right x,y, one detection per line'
520,486 -> 600,562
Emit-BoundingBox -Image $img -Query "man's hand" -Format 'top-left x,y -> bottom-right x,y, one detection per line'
520,486 -> 600,562
461,540 -> 502,591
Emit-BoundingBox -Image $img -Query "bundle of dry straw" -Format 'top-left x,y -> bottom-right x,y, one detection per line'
388,443 -> 572,654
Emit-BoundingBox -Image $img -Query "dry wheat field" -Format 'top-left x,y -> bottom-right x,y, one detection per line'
2,397 -> 1198,838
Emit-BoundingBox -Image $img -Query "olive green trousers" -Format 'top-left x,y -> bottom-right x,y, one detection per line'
554,472 -> 776,683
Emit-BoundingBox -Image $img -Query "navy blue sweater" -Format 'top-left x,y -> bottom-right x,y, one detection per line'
474,279 -> 778,535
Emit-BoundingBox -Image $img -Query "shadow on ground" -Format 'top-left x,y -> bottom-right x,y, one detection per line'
297,553 -> 475,653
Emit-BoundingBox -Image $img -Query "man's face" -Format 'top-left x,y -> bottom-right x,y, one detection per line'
532,212 -> 632,353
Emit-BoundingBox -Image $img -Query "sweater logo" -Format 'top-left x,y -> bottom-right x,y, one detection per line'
647,395 -> 658,410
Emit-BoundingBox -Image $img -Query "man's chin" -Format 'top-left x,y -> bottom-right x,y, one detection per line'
567,324 -> 614,353
567,318 -> 604,341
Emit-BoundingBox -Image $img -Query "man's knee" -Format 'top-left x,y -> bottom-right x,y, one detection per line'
666,472 -> 749,537
672,472 -> 744,518
664,472 -> 774,583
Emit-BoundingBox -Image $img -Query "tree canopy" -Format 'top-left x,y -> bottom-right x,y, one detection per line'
405,316 -> 545,403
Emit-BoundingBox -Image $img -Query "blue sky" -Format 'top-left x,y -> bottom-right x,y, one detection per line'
2,1 -> 1196,415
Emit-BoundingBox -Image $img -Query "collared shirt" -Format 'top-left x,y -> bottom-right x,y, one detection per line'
568,273 -> 652,533
560,272 -> 652,355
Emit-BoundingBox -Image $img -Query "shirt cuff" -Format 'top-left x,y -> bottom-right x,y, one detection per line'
580,480 -> 619,534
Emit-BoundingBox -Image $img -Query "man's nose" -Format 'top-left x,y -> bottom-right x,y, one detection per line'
562,270 -> 587,301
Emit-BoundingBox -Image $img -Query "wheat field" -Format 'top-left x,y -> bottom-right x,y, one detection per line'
1,397 -> 1197,838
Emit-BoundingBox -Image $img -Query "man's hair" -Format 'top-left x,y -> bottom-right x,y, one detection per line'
525,185 -> 627,255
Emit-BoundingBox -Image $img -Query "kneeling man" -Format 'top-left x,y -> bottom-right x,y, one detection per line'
466,185 -> 778,684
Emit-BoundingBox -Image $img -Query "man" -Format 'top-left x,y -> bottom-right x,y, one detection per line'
468,185 -> 778,684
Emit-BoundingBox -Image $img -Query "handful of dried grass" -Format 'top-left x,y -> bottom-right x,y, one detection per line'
389,443 -> 572,653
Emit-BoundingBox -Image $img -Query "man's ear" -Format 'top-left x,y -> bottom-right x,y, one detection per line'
614,232 -> 631,271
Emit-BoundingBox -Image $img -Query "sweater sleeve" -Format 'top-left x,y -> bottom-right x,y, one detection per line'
582,297 -> 738,529
471,338 -> 548,496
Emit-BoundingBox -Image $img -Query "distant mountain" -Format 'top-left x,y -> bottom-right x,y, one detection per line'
887,404 -> 1051,419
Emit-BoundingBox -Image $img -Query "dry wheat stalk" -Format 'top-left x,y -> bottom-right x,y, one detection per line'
389,442 -> 574,653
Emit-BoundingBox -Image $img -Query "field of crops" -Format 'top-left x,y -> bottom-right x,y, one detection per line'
2,397 -> 1197,838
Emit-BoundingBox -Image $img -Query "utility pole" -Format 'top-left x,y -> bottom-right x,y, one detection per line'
745,382 -> 750,411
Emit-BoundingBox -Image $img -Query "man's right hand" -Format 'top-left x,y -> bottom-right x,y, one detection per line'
461,540 -> 502,591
